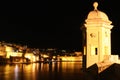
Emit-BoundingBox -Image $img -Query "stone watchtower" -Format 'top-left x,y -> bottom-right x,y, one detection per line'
82,2 -> 113,68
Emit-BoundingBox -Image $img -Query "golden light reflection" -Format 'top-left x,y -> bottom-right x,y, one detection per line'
1,62 -> 82,80
22,63 -> 38,80
61,62 -> 80,73
15,65 -> 19,80
4,65 -> 14,79
32,63 -> 36,80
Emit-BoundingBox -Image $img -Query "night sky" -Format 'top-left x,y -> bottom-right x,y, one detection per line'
1,0 -> 120,54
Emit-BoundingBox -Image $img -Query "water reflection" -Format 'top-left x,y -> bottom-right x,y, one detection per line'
0,62 -> 82,80
15,65 -> 19,80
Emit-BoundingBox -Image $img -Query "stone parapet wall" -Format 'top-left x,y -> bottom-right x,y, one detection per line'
104,55 -> 119,63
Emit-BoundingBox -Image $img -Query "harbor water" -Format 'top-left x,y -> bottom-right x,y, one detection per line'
0,62 -> 84,80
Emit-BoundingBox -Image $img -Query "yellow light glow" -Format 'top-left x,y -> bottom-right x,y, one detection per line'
53,56 -> 56,59
43,54 -> 49,58
25,55 -> 31,59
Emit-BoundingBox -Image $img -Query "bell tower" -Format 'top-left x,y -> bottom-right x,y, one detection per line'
82,2 -> 113,68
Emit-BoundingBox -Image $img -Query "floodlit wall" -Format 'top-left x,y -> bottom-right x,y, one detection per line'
24,53 -> 39,62
5,46 -> 14,58
10,52 -> 23,57
0,46 -> 6,57
86,55 -> 98,68
59,56 -> 82,61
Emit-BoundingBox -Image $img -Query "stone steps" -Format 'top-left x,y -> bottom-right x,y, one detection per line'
97,62 -> 113,73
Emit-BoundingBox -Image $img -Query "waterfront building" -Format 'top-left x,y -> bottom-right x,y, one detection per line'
0,41 -> 40,63
24,52 -> 39,62
0,44 -> 6,58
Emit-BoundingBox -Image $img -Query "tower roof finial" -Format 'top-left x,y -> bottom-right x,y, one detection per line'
93,2 -> 98,10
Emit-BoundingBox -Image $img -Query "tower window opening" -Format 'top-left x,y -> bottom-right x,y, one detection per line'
95,48 -> 97,55
91,46 -> 97,55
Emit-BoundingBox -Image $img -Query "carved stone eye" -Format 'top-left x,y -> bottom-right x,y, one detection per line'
90,33 -> 95,38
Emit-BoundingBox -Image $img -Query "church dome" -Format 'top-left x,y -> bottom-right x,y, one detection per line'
87,2 -> 109,21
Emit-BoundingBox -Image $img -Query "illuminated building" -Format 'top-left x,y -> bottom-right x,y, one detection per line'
0,41 -> 40,63
82,2 -> 119,68
24,52 -> 39,62
0,44 -> 6,58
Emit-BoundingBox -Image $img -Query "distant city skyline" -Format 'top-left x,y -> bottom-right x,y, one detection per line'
1,1 -> 120,54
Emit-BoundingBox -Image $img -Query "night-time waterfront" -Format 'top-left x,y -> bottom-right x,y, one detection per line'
0,62 -> 84,80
